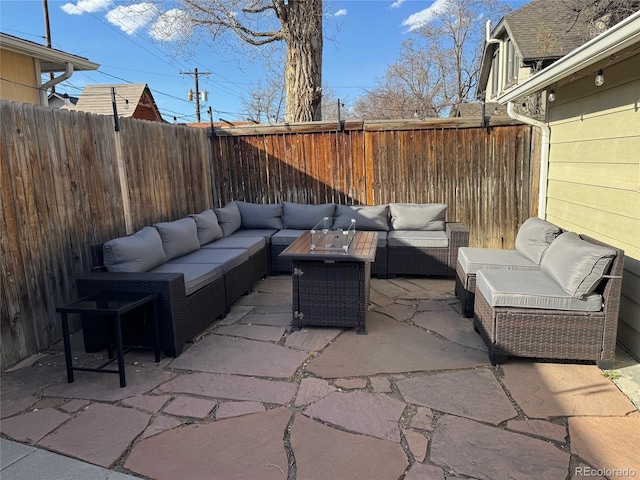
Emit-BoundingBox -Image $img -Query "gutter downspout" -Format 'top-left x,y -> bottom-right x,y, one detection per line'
506,101 -> 550,219
485,21 -> 503,96
39,62 -> 74,106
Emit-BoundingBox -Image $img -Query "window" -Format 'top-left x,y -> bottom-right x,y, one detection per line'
505,38 -> 519,83
491,52 -> 499,97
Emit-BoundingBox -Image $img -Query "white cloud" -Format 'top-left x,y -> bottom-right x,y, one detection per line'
390,0 -> 406,8
149,9 -> 190,41
333,9 -> 348,17
401,0 -> 450,31
106,3 -> 160,35
61,0 -> 112,15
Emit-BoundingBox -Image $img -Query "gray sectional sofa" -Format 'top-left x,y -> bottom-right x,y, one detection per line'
77,201 -> 469,357
455,218 -> 624,368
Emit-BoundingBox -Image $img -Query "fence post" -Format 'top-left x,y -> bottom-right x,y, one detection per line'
111,87 -> 134,234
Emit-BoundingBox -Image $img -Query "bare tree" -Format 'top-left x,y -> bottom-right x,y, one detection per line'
563,0 -> 639,34
242,60 -> 286,123
353,0 -> 507,119
177,0 -> 323,122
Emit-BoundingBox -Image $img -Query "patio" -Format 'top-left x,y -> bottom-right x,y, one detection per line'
1,275 -> 639,480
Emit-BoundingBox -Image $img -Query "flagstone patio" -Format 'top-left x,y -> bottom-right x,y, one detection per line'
1,276 -> 639,480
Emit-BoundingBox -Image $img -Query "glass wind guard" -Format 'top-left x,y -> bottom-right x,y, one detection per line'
310,217 -> 356,252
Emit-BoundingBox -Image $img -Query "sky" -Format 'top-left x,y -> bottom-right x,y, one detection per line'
1,0 -> 519,123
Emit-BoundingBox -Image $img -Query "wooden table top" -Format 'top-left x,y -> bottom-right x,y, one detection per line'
279,231 -> 378,262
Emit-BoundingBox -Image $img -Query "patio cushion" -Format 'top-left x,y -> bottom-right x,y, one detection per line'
389,203 -> 447,231
200,236 -> 266,255
150,262 -> 223,296
271,229 -> 305,246
103,226 -> 165,273
215,202 -> 242,237
333,204 -> 390,231
387,230 -> 448,247
189,209 -> 223,246
236,201 -> 283,229
167,248 -> 249,273
376,231 -> 388,247
229,229 -> 278,244
282,202 -> 335,229
457,247 -> 539,274
514,217 -> 562,264
476,269 -> 603,312
153,218 -> 200,261
541,232 -> 616,298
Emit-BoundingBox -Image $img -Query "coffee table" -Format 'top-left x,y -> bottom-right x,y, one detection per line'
279,231 -> 378,334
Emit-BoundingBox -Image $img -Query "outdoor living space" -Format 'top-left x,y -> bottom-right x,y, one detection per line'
2,275 -> 639,480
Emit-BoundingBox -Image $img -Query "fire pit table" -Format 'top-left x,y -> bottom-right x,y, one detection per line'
279,229 -> 378,334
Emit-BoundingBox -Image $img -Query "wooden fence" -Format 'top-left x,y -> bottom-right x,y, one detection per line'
0,100 -> 537,369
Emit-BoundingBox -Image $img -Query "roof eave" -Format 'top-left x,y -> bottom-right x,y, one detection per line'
497,11 -> 640,104
0,32 -> 99,71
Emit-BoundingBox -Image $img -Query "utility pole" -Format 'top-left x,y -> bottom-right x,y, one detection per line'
43,0 -> 55,92
181,68 -> 211,122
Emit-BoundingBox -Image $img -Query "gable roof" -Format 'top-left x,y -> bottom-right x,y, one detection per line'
501,0 -> 596,62
498,10 -> 640,103
65,83 -> 164,121
0,32 -> 99,72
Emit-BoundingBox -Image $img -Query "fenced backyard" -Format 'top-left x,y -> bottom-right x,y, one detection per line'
0,100 -> 539,369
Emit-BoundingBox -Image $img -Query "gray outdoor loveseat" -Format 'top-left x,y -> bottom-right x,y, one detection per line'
77,201 -> 469,357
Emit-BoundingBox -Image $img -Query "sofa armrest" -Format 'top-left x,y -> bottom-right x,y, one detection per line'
446,223 -> 470,269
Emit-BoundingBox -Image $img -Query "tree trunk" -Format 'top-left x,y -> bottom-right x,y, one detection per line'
283,0 -> 323,122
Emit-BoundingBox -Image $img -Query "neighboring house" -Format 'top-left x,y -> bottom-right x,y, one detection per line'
65,83 -> 164,122
0,32 -> 99,106
476,0 -> 602,115
48,92 -> 78,108
496,12 -> 640,359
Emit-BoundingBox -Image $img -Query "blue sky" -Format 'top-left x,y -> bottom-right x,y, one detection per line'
1,0 -> 519,122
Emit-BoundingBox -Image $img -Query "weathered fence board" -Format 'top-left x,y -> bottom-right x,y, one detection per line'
1,100 -> 536,369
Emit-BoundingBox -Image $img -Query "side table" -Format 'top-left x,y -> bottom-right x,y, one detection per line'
56,291 -> 161,387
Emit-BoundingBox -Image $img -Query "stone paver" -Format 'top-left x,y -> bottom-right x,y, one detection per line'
161,396 -> 217,419
402,428 -> 428,462
157,372 -> 297,405
291,413 -> 409,480
38,403 -> 150,468
2,276 -> 638,480
304,390 -> 406,441
285,327 -> 342,352
1,408 -> 70,444
502,362 -> 637,418
396,368 -> 517,425
306,313 -> 489,378
568,416 -> 640,479
122,394 -> 171,413
215,401 -> 265,419
214,324 -> 286,342
124,408 -> 291,480
506,419 -> 567,443
294,377 -> 336,407
169,334 -> 308,378
430,415 -> 570,479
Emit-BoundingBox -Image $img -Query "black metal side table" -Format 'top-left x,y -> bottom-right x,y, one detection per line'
56,291 -> 161,387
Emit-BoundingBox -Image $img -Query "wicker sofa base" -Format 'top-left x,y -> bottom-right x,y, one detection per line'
455,260 -> 475,318
387,246 -> 451,276
77,272 -> 227,357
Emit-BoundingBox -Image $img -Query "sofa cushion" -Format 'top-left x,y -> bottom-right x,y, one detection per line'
229,229 -> 278,244
165,248 -> 249,274
236,201 -> 283,229
200,236 -> 266,255
389,203 -> 447,231
153,218 -> 200,261
334,204 -> 390,231
189,209 -> 223,246
215,202 -> 242,237
457,247 -> 539,275
514,217 -> 562,264
387,230 -> 448,248
150,262 -> 224,296
541,232 -> 616,298
282,202 -> 335,229
476,269 -> 603,311
271,229 -> 305,246
103,226 -> 165,273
